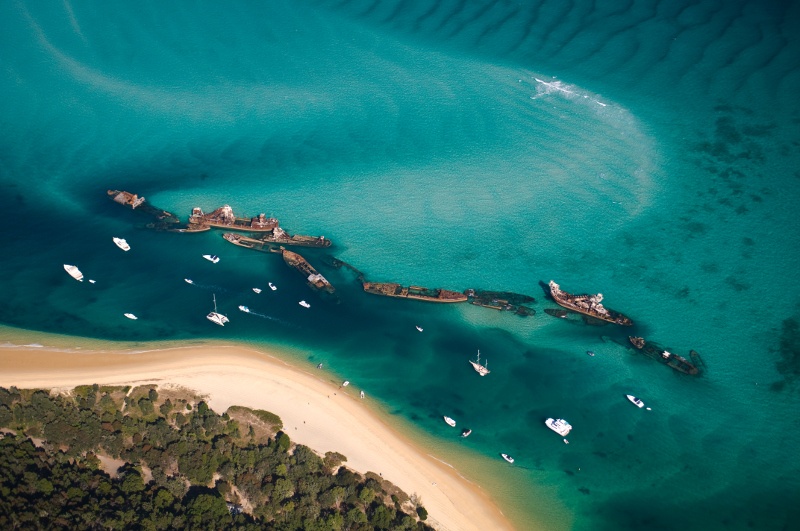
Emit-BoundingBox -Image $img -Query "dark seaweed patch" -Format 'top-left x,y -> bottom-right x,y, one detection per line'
724,276 -> 750,291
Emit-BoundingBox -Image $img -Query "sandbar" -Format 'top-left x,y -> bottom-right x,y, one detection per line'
0,342 -> 513,531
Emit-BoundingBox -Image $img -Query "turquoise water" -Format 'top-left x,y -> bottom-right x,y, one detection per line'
2,0 -> 800,528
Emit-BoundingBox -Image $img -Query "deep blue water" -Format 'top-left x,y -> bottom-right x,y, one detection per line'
2,1 -> 800,529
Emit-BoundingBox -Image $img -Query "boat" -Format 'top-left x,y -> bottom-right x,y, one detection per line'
252,288 -> 262,294
626,395 -> 645,408
188,205 -> 279,232
299,300 -> 311,308
501,454 -> 514,464
64,264 -> 84,282
206,294 -> 229,326
342,381 -> 350,387
88,280 -> 96,284
461,428 -> 472,438
587,351 -> 595,357
469,350 -> 490,376
443,416 -> 456,427
628,337 -> 701,375
415,326 -> 423,332
185,278 -> 194,285
362,282 -> 467,303
112,237 -> 131,251
360,390 -> 365,399
124,313 -> 138,320
238,305 -> 250,313
282,250 -> 335,293
203,254 -> 220,264
545,418 -> 573,437
316,363 -> 323,369
548,281 -> 633,326
269,282 -> 277,291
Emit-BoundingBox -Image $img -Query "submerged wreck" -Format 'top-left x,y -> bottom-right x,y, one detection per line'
107,190 -> 180,224
628,336 -> 703,376
362,282 -> 467,303
464,289 -> 536,316
282,249 -> 335,294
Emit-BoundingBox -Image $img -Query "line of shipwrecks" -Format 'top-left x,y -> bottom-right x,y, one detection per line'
107,189 -> 704,375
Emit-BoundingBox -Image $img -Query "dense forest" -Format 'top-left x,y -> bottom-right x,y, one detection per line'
0,384 -> 432,530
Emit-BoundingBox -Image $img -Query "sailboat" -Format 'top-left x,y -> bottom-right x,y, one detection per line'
469,350 -> 490,376
206,294 -> 229,326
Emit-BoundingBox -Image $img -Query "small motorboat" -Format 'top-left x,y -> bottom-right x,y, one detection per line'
124,313 -> 138,320
443,416 -> 456,427
461,428 -> 472,438
316,363 -> 323,369
269,282 -> 277,291
342,381 -> 350,387
626,394 -> 645,408
203,254 -> 220,264
238,305 -> 250,313
501,453 -> 514,464
587,351 -> 595,357
185,278 -> 194,284
113,237 -> 130,251
415,325 -> 423,332
545,418 -> 573,437
252,288 -> 262,294
64,264 -> 84,282
360,390 -> 365,399
88,279 -> 96,284
299,300 -> 310,308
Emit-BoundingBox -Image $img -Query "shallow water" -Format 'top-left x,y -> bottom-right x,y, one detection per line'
2,1 -> 799,529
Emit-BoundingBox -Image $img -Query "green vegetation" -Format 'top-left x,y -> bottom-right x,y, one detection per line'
0,385 -> 432,530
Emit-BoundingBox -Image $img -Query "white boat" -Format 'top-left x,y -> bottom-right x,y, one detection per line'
461,428 -> 472,438
185,278 -> 194,284
360,390 -> 365,399
545,418 -> 572,437
299,300 -> 310,308
587,350 -> 595,357
252,288 -> 262,294
626,394 -> 645,408
203,254 -> 220,264
124,313 -> 138,320
269,282 -> 277,291
443,416 -> 456,427
469,350 -> 490,376
342,380 -> 350,387
238,305 -> 250,313
415,325 -> 423,332
88,279 -> 96,284
206,294 -> 229,326
64,264 -> 84,282
112,237 -> 130,251
501,453 -> 514,464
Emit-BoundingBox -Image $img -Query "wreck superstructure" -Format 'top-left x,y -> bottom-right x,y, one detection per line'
282,249 -> 335,294
188,205 -> 279,232
548,280 -> 633,326
628,336 -> 701,375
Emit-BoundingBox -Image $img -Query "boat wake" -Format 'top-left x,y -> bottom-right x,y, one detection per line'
182,280 -> 231,293
238,308 -> 295,328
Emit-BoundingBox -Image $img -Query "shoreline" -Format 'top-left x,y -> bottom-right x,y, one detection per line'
0,336 -> 515,531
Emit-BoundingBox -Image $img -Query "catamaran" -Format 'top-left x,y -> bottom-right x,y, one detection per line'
112,237 -> 130,251
64,264 -> 84,282
206,294 -> 229,326
469,350 -> 490,376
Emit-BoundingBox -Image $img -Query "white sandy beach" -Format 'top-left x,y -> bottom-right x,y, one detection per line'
0,342 -> 513,531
